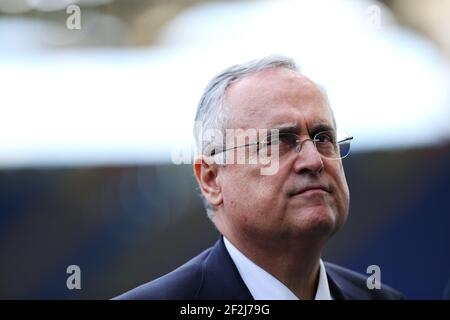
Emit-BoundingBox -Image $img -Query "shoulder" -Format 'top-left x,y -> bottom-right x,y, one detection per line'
113,247 -> 212,300
113,237 -> 253,300
324,262 -> 405,300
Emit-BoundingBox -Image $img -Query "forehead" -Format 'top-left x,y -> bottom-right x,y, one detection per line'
224,68 -> 334,131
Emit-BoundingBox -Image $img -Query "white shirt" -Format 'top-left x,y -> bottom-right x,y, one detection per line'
224,237 -> 333,300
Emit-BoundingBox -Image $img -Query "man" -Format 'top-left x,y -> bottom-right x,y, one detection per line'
115,56 -> 404,300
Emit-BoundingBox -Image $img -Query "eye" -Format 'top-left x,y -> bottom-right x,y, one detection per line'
315,131 -> 335,144
279,133 -> 299,147
264,133 -> 297,146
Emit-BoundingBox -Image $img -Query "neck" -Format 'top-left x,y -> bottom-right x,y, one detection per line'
224,231 -> 326,300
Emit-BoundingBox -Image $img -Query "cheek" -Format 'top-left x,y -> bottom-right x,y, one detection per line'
221,166 -> 286,213
333,163 -> 350,212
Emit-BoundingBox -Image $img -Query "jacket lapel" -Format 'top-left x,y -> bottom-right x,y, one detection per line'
326,271 -> 353,300
197,236 -> 253,300
198,237 -> 362,300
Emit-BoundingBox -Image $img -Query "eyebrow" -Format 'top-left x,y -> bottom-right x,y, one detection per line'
269,122 -> 334,135
271,123 -> 299,134
310,123 -> 335,134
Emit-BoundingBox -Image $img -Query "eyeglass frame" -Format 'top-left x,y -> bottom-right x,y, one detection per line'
209,130 -> 354,160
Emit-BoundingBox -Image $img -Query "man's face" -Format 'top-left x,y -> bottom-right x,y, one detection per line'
215,68 -> 350,243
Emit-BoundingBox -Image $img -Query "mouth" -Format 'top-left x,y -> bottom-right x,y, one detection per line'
290,185 -> 331,197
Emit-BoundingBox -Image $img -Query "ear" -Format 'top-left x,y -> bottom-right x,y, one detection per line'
193,155 -> 223,207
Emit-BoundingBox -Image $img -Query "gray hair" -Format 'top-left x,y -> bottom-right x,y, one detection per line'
193,55 -> 300,220
194,55 -> 300,156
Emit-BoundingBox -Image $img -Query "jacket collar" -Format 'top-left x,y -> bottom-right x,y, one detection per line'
326,271 -> 353,300
198,236 -> 352,300
197,236 -> 253,299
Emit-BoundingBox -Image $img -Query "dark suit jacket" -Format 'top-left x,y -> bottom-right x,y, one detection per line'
114,237 -> 404,300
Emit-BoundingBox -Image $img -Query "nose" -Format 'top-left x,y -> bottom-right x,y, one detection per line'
292,139 -> 324,175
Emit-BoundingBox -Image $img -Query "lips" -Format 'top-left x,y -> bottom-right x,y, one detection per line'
291,184 -> 331,196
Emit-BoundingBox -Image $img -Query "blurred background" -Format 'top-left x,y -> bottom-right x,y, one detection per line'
0,0 -> 449,299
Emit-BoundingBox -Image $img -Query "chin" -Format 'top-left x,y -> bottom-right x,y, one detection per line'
292,206 -> 341,237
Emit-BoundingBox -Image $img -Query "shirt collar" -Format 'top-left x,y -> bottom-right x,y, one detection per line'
223,236 -> 333,300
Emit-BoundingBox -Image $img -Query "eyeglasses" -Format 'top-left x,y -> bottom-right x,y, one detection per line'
211,130 -> 353,160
